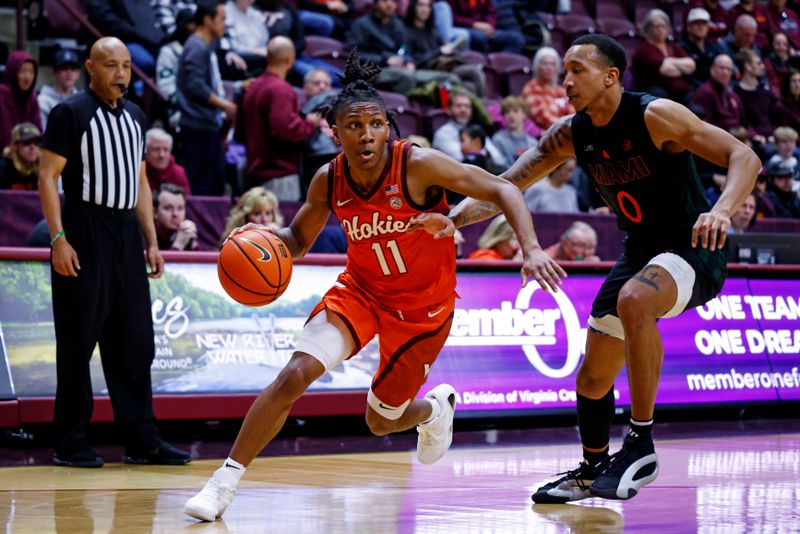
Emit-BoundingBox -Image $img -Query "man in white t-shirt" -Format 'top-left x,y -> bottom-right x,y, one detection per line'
523,157 -> 579,212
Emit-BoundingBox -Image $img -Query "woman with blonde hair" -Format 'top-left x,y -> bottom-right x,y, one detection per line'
220,186 -> 284,246
467,215 -> 520,260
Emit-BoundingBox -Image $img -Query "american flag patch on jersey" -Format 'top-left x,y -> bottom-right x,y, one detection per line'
385,184 -> 399,195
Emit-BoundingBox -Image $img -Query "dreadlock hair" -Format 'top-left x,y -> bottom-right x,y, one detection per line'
317,51 -> 401,138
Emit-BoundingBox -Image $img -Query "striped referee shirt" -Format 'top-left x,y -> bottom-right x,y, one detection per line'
41,88 -> 146,210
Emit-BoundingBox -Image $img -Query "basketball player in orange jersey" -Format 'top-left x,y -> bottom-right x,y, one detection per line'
184,53 -> 566,522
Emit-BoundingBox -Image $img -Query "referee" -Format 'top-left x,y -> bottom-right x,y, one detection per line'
38,37 -> 190,468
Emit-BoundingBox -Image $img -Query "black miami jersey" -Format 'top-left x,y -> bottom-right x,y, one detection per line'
571,92 -> 710,249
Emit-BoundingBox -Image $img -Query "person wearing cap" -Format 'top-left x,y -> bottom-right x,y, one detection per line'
0,122 -> 41,190
763,159 -> 800,218
680,7 -> 724,88
38,49 -> 82,129
0,50 -> 41,151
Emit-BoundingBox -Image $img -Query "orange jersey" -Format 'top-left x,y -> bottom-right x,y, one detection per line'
328,140 -> 456,310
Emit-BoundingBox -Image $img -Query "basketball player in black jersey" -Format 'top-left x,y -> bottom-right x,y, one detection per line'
411,34 -> 760,501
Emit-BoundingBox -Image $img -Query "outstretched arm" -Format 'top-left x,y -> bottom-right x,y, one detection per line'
409,147 -> 567,291
449,115 -> 576,228
645,99 -> 761,251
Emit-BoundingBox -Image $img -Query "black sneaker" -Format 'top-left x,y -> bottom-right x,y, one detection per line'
589,432 -> 659,500
123,441 -> 192,465
532,460 -> 604,503
53,444 -> 104,468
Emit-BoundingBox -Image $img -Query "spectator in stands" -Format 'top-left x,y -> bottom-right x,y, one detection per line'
220,186 -> 283,244
767,126 -> 799,175
441,0 -> 524,54
763,159 -> 800,217
460,124 -> 488,169
633,9 -> 696,103
345,0 -> 419,94
297,0 -> 353,40
262,0 -> 344,85
691,54 -> 747,133
432,88 -> 472,160
403,0 -> 484,95
523,158 -> 580,214
766,34 -> 793,94
544,221 -> 601,262
718,14 -> 761,60
0,51 -> 41,151
88,0 -> 165,74
467,215 -> 520,260
0,122 -> 41,190
521,47 -> 573,130
781,70 -> 800,131
729,192 -> 757,233
763,0 -> 800,51
177,0 -> 236,196
681,8 -> 724,89
38,49 -> 81,129
223,0 -> 269,75
734,48 -> 778,145
692,0 -> 729,41
726,1 -> 768,47
152,0 -> 195,36
300,69 -> 340,188
145,128 -> 192,194
754,173 -> 778,217
492,96 -> 536,171
157,7 -> 197,129
153,184 -> 199,250
239,36 -> 320,200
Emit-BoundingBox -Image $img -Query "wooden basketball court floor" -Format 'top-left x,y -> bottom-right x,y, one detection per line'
1,426 -> 798,533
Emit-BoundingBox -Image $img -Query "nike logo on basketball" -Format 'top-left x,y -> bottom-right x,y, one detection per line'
337,198 -> 353,207
428,307 -> 445,317
238,237 -> 272,262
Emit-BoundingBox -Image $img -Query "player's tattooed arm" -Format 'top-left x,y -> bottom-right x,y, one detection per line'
449,116 -> 576,228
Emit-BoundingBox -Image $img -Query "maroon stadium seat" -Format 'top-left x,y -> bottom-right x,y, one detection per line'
554,14 -> 597,39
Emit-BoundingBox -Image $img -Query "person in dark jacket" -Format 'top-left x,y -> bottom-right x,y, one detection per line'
176,0 -> 237,195
87,0 -> 165,74
763,160 -> 800,218
0,50 -> 41,150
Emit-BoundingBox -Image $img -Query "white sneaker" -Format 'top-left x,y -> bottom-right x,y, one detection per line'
184,477 -> 237,522
416,384 -> 457,465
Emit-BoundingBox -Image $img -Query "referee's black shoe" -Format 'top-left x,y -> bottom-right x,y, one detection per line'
123,441 -> 192,465
589,431 -> 659,500
53,443 -> 104,468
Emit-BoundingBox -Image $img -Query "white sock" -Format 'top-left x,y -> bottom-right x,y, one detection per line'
213,457 -> 246,486
421,397 -> 441,424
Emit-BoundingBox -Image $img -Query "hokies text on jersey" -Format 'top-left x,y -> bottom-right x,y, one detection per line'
341,212 -> 411,242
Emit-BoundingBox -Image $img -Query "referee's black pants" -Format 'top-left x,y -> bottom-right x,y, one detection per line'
52,203 -> 160,454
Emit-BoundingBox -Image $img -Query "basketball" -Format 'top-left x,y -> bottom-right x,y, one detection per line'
217,228 -> 293,306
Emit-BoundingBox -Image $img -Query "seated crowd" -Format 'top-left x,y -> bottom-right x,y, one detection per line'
3,0 -> 800,259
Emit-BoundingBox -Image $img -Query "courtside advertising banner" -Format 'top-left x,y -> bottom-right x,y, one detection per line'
0,260 -> 797,412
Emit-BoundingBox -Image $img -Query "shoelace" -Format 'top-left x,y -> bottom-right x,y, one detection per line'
551,463 -> 595,490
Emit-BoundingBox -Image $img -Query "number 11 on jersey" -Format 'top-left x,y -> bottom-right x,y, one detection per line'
371,240 -> 407,275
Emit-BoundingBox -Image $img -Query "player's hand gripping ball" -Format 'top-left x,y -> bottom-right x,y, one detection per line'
218,228 -> 293,306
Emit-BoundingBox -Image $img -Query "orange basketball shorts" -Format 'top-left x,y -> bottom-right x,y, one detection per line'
307,277 -> 455,410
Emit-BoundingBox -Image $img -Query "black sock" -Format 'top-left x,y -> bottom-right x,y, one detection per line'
629,418 -> 653,439
577,387 -> 615,464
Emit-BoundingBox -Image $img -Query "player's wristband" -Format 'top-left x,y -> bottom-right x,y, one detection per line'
50,230 -> 65,246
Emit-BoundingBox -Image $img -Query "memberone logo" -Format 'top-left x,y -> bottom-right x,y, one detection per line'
446,284 -> 582,378
341,212 -> 410,242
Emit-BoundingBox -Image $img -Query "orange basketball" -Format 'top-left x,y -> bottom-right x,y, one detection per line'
218,228 -> 293,306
